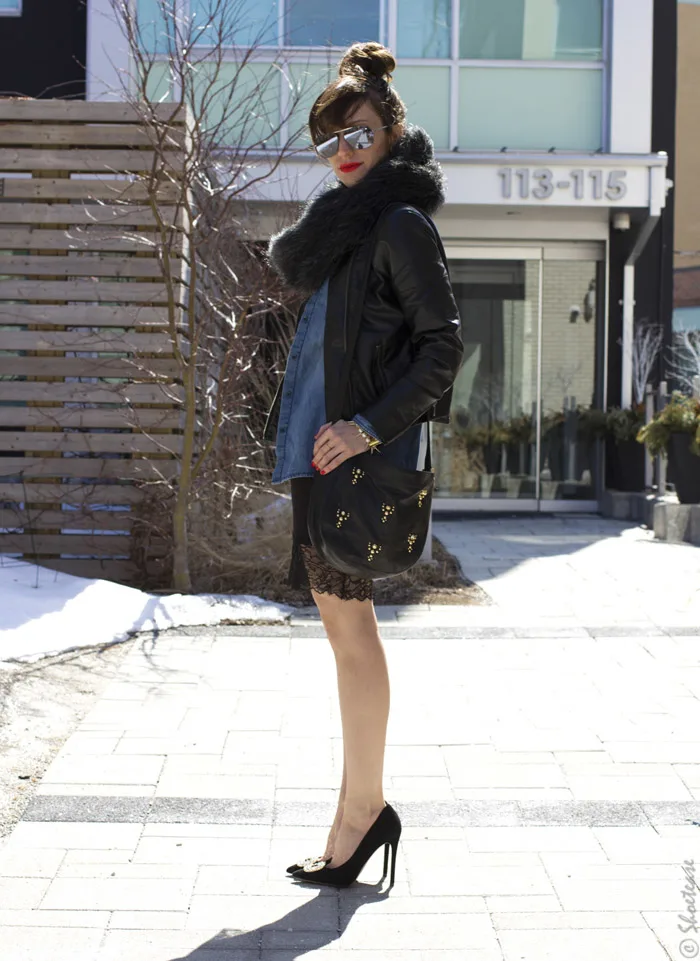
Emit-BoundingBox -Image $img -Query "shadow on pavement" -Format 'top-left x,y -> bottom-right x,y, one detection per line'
172,880 -> 390,959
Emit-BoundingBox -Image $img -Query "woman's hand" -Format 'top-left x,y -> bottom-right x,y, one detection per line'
312,419 -> 368,474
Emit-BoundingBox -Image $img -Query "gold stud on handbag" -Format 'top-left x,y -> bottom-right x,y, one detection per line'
380,503 -> 395,523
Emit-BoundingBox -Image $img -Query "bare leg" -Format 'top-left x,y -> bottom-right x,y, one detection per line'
320,747 -> 346,859
311,587 -> 389,868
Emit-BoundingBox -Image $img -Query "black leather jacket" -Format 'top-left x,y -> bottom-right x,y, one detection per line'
263,203 -> 463,445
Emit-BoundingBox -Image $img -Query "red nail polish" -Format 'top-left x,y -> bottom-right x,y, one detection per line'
321,469 -> 326,474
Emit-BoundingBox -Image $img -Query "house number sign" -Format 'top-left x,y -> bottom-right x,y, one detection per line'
498,167 -> 628,202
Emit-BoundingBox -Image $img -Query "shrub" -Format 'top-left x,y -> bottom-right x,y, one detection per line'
636,391 -> 700,457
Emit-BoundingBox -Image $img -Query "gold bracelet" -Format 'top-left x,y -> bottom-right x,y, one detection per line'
350,420 -> 381,450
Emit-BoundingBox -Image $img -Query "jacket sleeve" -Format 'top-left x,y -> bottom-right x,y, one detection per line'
355,206 -> 464,445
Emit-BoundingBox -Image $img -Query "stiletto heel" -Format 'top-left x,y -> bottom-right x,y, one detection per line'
389,836 -> 399,886
291,803 -> 401,888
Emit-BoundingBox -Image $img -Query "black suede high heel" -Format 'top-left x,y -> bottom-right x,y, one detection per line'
290,803 -> 401,888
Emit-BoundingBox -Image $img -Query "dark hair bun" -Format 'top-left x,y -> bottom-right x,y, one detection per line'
338,42 -> 396,85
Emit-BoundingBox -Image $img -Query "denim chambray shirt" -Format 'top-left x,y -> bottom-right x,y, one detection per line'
271,277 -> 423,485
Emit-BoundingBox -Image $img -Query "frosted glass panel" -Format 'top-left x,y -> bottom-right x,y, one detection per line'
458,68 -> 602,150
287,63 -> 336,146
460,0 -> 603,61
136,0 -> 173,54
397,0 -> 451,58
190,0 -> 278,47
191,62 -> 280,146
393,67 -> 450,150
145,62 -> 173,101
286,0 -> 379,47
138,1 -> 277,52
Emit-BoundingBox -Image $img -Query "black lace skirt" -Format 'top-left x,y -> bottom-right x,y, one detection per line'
288,476 -> 373,602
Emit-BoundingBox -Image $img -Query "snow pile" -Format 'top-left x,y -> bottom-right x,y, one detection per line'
0,558 -> 294,663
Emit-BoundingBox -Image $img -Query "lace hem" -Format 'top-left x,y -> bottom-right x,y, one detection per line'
298,543 -> 374,602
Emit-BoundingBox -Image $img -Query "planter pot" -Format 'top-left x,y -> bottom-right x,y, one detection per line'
482,444 -> 501,476
668,432 -> 700,504
542,424 -> 565,480
606,438 -> 646,492
506,441 -> 533,477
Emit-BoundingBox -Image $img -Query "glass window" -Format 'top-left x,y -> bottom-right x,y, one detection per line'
392,66 -> 450,150
458,67 -> 602,150
397,0 -> 451,59
285,0 -> 379,47
136,0 -> 174,54
144,62 -> 173,102
191,61 -> 281,146
674,306 -> 700,332
287,62 -> 336,146
460,0 -> 603,62
0,0 -> 21,10
190,0 -> 278,47
138,1 -> 277,52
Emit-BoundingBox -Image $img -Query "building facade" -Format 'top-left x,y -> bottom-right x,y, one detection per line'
8,0 -> 676,512
673,1 -> 700,344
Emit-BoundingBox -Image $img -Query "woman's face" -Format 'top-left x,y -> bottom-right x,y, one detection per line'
323,101 -> 403,187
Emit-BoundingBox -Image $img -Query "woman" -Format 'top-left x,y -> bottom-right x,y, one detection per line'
263,41 -> 464,888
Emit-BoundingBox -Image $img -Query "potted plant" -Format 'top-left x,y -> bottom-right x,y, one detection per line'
637,391 -> 700,503
605,404 -> 646,492
496,414 -> 530,478
576,406 -> 608,442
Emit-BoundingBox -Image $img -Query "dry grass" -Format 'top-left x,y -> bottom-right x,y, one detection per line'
135,477 -> 490,606
201,531 -> 489,607
192,492 -> 488,606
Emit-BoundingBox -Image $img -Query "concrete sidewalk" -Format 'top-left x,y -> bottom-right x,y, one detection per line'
0,517 -> 699,960
433,514 -> 700,631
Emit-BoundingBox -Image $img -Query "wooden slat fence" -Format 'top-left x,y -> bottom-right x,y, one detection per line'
0,99 -> 188,585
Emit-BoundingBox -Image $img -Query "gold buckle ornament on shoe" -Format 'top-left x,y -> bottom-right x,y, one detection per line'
299,855 -> 330,872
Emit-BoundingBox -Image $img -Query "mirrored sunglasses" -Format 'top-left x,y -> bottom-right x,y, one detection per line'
314,124 -> 391,161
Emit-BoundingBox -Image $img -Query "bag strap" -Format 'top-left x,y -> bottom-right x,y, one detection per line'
331,202 -> 449,473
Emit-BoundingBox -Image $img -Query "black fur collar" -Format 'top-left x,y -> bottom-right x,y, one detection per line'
266,124 -> 446,295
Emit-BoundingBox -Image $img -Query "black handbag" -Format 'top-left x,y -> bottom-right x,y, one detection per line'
307,433 -> 434,580
307,205 -> 442,581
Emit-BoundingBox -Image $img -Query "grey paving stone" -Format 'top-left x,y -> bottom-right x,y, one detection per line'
395,801 -> 522,827
41,877 -> 194,912
95,928 -> 261,959
642,801 -> 700,826
186,893 -> 338,932
0,928 -> 106,961
515,800 -> 647,826
22,796 -> 152,823
0,878 -> 51,910
498,927 -> 670,961
19,798 -> 697,829
587,625 -> 671,638
151,798 -> 272,824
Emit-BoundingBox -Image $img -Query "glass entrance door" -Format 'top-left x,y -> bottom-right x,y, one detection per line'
432,245 -> 604,509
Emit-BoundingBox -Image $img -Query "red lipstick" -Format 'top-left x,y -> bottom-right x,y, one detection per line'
339,162 -> 363,173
